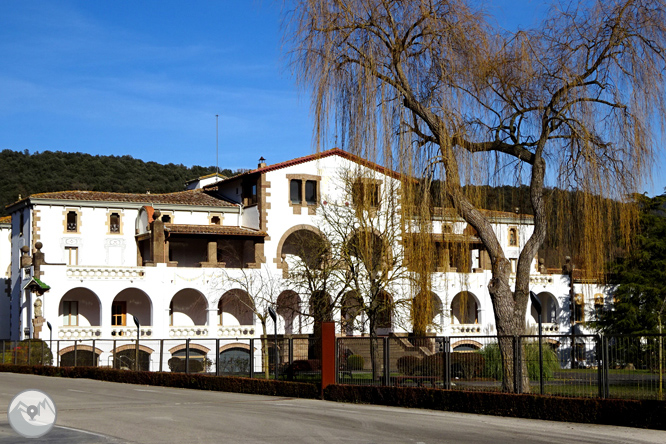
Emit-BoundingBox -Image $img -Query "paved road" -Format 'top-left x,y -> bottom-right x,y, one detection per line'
0,373 -> 664,444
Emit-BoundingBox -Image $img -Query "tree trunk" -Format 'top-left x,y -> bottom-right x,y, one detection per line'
260,320 -> 269,379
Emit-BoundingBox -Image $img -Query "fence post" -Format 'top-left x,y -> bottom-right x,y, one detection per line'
289,337 -> 293,366
334,337 -> 339,385
443,336 -> 452,390
185,338 -> 190,375
56,340 -> 60,367
596,335 -> 604,398
215,338 -> 220,376
27,340 -> 31,365
603,336 -> 610,398
2,340 -> 4,364
41,341 -> 45,365
513,336 -> 522,394
14,341 -> 18,365
92,339 -> 96,366
159,339 -> 163,372
249,338 -> 255,379
383,337 -> 390,387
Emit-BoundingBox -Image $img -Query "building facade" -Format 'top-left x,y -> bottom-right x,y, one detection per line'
4,149 -> 605,369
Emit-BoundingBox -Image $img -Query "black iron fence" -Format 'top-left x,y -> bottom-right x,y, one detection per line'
337,334 -> 666,400
2,334 -> 664,401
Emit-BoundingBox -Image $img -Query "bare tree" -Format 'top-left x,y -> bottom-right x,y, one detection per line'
287,0 -> 666,391
286,169 -> 413,378
217,264 -> 286,379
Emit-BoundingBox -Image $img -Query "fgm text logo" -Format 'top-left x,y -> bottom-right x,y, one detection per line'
7,389 -> 57,438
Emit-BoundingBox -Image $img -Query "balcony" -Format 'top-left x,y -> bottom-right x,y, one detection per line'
58,326 -> 102,339
66,266 -> 145,280
169,326 -> 210,338
217,325 -> 256,338
110,327 -> 153,338
450,324 -> 482,335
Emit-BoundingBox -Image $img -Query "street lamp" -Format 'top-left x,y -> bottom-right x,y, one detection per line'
530,291 -> 544,395
268,306 -> 278,380
133,316 -> 140,372
46,321 -> 52,366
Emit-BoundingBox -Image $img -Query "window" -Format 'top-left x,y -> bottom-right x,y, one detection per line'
290,179 -> 302,204
211,216 -> 221,225
510,258 -> 517,273
112,301 -> 126,326
63,301 -> 78,326
19,212 -> 24,237
352,181 -> 380,208
594,293 -> 604,318
66,246 -> 78,266
305,180 -> 317,205
162,214 -> 172,223
574,294 -> 585,323
109,212 -> 120,233
66,211 -> 78,232
508,227 -> 518,246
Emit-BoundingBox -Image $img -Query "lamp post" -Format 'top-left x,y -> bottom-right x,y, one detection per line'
268,306 -> 278,380
46,321 -> 52,366
133,316 -> 140,372
530,291 -> 544,395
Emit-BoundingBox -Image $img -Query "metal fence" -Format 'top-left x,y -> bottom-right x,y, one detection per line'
2,334 -> 664,401
337,334 -> 666,401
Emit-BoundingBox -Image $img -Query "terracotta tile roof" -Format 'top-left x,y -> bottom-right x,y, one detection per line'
432,207 -> 534,221
206,148 -> 404,188
165,224 -> 267,236
185,172 -> 228,184
0,216 -> 10,224
17,189 -> 237,208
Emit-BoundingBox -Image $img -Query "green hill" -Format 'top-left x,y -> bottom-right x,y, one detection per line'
0,149 -> 233,217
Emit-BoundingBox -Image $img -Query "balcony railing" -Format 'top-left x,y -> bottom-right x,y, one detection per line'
110,327 -> 153,338
450,324 -> 482,334
217,325 -> 256,338
66,266 -> 145,280
169,326 -> 210,338
58,326 -> 102,339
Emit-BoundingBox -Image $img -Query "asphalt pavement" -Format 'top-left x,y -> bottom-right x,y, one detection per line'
0,373 -> 664,444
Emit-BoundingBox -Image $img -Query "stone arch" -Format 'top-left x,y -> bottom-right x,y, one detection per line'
530,291 -> 559,324
451,339 -> 483,351
170,288 -> 208,326
274,225 -> 328,272
113,344 -> 155,354
168,343 -> 211,354
218,289 -> 255,326
58,344 -> 103,355
276,290 -> 302,335
113,288 -> 153,326
451,291 -> 480,324
58,345 -> 102,367
59,288 -> 102,326
218,342 -> 253,353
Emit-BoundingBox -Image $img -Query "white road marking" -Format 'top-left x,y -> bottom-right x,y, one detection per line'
67,389 -> 87,393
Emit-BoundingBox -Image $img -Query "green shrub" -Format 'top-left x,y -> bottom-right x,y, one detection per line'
3,340 -> 53,365
396,355 -> 422,376
478,342 -> 560,380
346,354 -> 364,371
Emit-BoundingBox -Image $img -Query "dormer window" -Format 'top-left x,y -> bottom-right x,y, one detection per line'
67,211 -> 78,232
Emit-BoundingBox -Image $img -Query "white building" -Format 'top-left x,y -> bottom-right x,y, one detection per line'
4,149 -> 605,369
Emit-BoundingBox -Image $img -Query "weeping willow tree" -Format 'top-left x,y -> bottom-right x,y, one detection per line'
286,0 -> 666,392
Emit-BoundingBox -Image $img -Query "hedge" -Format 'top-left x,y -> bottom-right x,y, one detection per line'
0,364 -> 320,399
323,384 -> 666,430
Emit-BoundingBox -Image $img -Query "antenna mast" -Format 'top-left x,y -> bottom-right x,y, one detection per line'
216,114 -> 219,175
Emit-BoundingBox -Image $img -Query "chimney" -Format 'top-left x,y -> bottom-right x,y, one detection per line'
258,157 -> 266,168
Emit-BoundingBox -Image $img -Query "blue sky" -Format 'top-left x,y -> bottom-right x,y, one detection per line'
0,1 -> 663,195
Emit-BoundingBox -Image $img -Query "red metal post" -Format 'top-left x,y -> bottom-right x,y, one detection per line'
320,322 -> 336,397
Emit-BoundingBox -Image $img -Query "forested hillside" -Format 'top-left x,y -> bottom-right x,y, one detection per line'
0,149 -> 231,216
